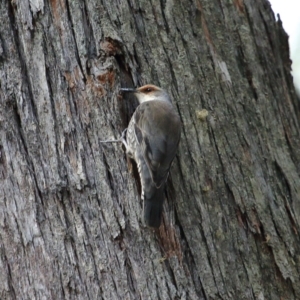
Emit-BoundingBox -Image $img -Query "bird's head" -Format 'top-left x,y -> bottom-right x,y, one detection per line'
120,84 -> 171,103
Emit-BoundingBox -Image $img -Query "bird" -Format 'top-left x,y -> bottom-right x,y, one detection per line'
100,84 -> 181,227
119,84 -> 181,228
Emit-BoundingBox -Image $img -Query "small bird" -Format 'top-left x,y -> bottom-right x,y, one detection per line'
120,84 -> 181,228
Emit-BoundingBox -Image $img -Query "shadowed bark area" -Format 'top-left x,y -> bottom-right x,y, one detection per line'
0,0 -> 300,299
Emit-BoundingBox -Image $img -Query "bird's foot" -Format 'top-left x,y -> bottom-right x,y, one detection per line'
100,128 -> 128,144
120,128 -> 128,148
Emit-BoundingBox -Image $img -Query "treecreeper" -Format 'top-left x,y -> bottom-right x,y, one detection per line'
102,84 -> 181,228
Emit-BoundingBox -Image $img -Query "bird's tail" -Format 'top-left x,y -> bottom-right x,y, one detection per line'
143,184 -> 165,228
137,154 -> 166,228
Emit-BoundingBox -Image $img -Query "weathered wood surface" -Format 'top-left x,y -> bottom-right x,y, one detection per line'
1,0 -> 300,299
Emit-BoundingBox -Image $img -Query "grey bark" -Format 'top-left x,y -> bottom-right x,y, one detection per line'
1,0 -> 300,299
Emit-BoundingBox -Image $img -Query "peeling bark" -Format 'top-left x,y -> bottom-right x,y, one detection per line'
1,0 -> 300,299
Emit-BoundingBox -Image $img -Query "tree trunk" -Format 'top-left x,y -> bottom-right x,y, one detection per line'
1,0 -> 300,299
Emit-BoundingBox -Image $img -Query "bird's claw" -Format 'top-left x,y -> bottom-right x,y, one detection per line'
100,128 -> 128,144
120,128 -> 128,147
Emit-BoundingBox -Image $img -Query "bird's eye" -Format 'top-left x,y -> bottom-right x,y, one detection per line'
146,88 -> 152,92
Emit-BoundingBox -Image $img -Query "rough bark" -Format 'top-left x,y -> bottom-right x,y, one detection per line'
1,0 -> 300,299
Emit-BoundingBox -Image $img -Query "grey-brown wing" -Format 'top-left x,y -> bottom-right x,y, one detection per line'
133,101 -> 181,187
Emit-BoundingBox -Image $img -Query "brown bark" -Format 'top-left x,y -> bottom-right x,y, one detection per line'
1,0 -> 300,299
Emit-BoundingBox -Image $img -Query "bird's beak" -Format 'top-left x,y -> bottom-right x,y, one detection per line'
120,87 -> 136,93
